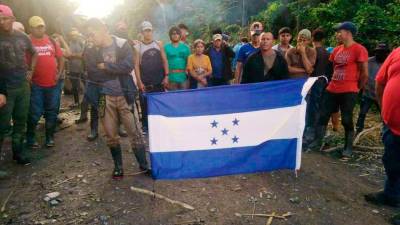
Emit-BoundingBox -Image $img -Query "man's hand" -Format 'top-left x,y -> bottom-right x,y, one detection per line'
0,94 -> 6,108
162,77 -> 169,89
138,81 -> 145,93
97,63 -> 106,70
297,43 -> 306,55
200,78 -> 208,86
26,71 -> 33,83
55,72 -> 61,83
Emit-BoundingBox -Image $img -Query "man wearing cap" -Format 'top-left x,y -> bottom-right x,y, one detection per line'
241,32 -> 289,83
234,21 -> 263,84
355,43 -> 390,134
286,29 -> 317,79
272,27 -> 293,56
164,26 -> 191,90
364,47 -> 400,215
67,29 -> 85,110
134,21 -> 168,132
309,22 -> 368,158
205,33 -> 235,86
0,4 -> 37,165
84,18 -> 148,179
26,16 -> 64,148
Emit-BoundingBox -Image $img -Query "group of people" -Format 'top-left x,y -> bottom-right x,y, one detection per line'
1,3 -> 400,217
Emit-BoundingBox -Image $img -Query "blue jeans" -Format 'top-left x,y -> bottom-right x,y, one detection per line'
55,79 -> 64,114
382,125 -> 400,200
27,83 -> 59,143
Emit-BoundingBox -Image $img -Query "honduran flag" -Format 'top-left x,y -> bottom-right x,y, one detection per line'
147,78 -> 317,180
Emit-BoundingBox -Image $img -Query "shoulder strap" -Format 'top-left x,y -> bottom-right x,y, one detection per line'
49,37 -> 57,52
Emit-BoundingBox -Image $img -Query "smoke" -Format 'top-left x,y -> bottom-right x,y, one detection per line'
151,0 -> 238,41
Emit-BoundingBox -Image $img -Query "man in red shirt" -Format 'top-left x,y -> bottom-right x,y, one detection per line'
26,16 -> 64,148
308,22 -> 368,158
365,48 -> 400,210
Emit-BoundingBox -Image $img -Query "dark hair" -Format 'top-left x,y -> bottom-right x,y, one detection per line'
240,37 -> 249,43
312,28 -> 325,42
84,18 -> 106,31
178,23 -> 189,31
212,28 -> 222,35
169,26 -> 181,37
278,27 -> 291,35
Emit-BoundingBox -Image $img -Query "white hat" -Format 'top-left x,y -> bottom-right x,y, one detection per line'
140,21 -> 153,31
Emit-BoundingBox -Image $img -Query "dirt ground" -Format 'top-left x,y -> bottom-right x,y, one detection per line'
0,95 -> 396,225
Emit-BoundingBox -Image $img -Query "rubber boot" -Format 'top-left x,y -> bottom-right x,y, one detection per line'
45,123 -> 56,148
307,126 -> 326,151
13,138 -> 31,165
133,143 -> 148,171
73,92 -> 79,106
87,107 -> 98,141
75,101 -> 88,124
342,130 -> 354,158
26,121 -> 40,149
87,114 -> 98,141
110,145 -> 124,179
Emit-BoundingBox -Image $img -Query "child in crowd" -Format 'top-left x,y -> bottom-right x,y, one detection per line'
187,39 -> 212,88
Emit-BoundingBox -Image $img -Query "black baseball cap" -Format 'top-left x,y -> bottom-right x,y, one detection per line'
335,21 -> 357,35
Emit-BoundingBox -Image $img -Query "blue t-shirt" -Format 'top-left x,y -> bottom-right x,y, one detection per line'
237,43 -> 257,64
232,42 -> 245,70
209,47 -> 224,79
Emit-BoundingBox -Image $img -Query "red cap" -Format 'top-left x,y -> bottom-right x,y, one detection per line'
0,4 -> 13,17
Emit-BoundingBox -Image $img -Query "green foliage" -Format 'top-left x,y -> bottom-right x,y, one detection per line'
253,0 -> 400,50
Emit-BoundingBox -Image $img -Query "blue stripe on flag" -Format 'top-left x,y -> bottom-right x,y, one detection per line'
150,138 -> 297,179
146,79 -> 307,117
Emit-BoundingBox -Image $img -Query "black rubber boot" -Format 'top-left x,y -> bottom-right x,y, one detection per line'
87,128 -> 98,141
26,121 -> 40,149
342,130 -> 354,158
75,101 -> 89,124
133,144 -> 148,171
110,145 -> 124,179
87,107 -> 98,141
13,138 -> 31,165
73,92 -> 80,106
45,123 -> 56,148
307,126 -> 326,151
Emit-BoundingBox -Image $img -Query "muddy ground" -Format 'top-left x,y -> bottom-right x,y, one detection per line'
0,95 -> 396,225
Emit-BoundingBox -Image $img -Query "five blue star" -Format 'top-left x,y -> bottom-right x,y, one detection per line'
211,138 -> 218,145
232,118 -> 240,126
211,120 -> 218,128
221,128 -> 229,135
232,136 -> 239,143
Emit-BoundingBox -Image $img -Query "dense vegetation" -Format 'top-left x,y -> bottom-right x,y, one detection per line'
254,0 -> 400,51
1,0 -> 399,51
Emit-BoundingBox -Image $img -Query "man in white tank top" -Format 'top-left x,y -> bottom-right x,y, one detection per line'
134,21 -> 169,132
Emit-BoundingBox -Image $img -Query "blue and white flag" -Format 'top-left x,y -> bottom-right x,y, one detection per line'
147,78 -> 317,179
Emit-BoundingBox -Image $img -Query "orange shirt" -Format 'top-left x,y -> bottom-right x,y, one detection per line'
186,54 -> 212,77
